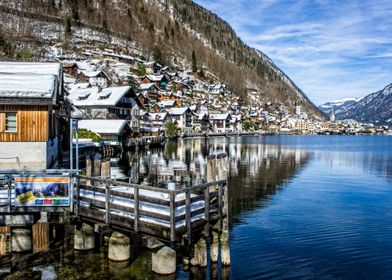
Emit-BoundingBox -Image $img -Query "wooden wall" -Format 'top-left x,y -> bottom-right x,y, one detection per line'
0,105 -> 48,142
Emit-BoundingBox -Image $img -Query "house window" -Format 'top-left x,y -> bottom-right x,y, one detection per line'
5,112 -> 17,132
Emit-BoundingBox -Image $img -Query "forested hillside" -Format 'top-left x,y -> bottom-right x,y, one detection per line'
0,0 -> 325,119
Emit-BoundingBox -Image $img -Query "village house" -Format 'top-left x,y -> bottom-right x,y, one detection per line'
79,70 -> 110,88
0,62 -> 64,169
141,75 -> 169,90
193,112 -> 210,132
209,113 -> 232,133
63,62 -> 78,77
144,61 -> 162,74
67,86 -> 143,133
140,112 -> 172,136
167,107 -> 193,134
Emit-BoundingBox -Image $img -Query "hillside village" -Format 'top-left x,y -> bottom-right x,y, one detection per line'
0,49 -> 389,169
60,48 -> 389,140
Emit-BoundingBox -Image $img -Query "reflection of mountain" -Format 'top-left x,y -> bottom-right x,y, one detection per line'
118,137 -> 310,225
315,151 -> 392,183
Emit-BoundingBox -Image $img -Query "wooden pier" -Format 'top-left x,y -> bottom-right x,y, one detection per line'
0,153 -> 230,275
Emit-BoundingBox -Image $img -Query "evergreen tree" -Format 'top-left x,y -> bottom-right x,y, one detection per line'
64,17 -> 72,36
192,50 -> 197,72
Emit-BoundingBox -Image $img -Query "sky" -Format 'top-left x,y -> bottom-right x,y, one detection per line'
193,0 -> 392,105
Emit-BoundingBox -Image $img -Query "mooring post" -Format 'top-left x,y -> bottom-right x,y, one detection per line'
11,227 -> 32,252
86,156 -> 92,186
191,237 -> 207,267
108,231 -> 131,262
32,221 -> 49,253
101,159 -> 111,179
152,245 -> 177,275
217,153 -> 230,266
74,223 -> 95,251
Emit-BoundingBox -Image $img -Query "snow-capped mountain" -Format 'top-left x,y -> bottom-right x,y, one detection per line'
320,83 -> 392,124
319,98 -> 362,115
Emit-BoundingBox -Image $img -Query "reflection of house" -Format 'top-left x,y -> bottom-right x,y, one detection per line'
78,119 -> 131,145
209,113 -> 231,133
79,70 -> 110,87
67,86 -> 143,132
168,107 -> 193,133
0,62 -> 64,168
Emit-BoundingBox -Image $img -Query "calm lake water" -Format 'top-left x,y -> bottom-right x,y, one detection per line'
1,135 -> 391,279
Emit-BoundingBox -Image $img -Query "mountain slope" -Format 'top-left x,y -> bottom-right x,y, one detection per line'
0,0 -> 324,119
335,83 -> 392,124
319,98 -> 361,115
320,84 -> 392,124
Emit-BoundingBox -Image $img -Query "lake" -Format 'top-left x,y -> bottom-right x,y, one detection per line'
1,135 -> 391,279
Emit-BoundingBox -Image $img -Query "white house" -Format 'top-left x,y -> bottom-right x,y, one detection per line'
67,86 -> 143,133
167,107 -> 193,133
79,70 -> 110,88
209,113 -> 231,133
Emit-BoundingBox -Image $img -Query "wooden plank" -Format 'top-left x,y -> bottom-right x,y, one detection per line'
79,197 -> 171,222
79,184 -> 170,206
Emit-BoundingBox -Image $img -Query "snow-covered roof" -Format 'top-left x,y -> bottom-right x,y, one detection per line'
81,70 -> 106,78
168,107 -> 190,115
67,86 -> 132,107
79,119 -> 129,135
149,112 -> 169,121
158,100 -> 176,107
210,113 -> 230,120
144,75 -> 164,82
0,73 -> 57,99
140,83 -> 158,90
0,62 -> 61,77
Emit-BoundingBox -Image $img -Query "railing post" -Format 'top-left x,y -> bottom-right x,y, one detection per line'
134,187 -> 139,232
105,184 -> 111,224
185,190 -> 191,241
70,175 -> 74,213
204,185 -> 210,222
170,193 -> 176,242
218,182 -> 223,217
75,176 -> 80,216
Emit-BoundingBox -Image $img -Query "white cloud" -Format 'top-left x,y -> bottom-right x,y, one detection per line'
194,0 -> 392,104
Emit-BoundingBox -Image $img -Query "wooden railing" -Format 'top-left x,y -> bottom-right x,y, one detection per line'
73,174 -> 228,242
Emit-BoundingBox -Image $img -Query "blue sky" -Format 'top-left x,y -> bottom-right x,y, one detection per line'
193,0 -> 392,105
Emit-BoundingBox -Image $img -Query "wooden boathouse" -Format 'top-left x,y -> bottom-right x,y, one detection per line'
0,153 -> 230,275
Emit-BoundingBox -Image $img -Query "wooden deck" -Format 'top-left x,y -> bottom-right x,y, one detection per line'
74,174 -> 228,242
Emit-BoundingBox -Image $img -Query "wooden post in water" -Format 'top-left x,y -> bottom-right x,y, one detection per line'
216,153 -> 230,266
101,159 -> 111,179
85,156 -> 92,186
0,226 -> 10,255
32,222 -> 49,252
